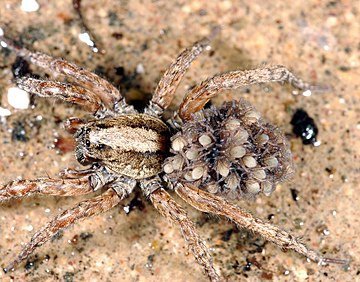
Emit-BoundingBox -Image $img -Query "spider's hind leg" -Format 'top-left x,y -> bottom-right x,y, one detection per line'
3,176 -> 135,273
178,65 -> 325,120
175,183 -> 348,266
141,178 -> 220,282
3,188 -> 123,273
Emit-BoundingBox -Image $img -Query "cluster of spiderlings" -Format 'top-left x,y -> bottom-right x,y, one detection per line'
163,100 -> 294,199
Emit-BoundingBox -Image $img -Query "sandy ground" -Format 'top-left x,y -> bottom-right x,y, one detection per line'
0,0 -> 359,281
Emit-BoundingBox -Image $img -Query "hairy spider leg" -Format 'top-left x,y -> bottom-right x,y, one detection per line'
17,77 -> 104,114
63,117 -> 87,134
3,187 -> 126,273
0,35 -> 123,112
147,27 -> 220,116
178,65 -> 320,120
140,178 -> 219,282
0,176 -> 94,203
175,183 -> 348,265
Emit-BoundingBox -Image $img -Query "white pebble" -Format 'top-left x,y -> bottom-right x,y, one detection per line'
136,63 -> 145,74
7,87 -> 30,109
20,0 -> 40,12
79,32 -> 95,49
0,106 -> 11,117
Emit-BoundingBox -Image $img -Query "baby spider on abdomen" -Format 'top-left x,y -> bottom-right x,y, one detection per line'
0,27 -> 347,281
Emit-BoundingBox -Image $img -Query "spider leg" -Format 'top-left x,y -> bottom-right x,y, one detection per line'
63,117 -> 87,134
0,165 -> 117,202
146,27 -> 220,116
178,65 -> 325,120
16,77 -> 104,115
3,187 -> 126,273
0,176 -> 93,203
0,35 -> 125,112
141,178 -> 219,282
175,183 -> 348,265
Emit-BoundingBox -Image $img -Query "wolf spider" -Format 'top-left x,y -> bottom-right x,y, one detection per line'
0,29 -> 346,281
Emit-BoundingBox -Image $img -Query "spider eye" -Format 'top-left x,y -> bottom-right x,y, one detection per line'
97,144 -> 105,150
85,139 -> 91,147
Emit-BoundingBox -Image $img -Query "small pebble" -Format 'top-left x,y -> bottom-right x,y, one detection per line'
0,107 -> 11,117
7,87 -> 30,109
136,63 -> 145,74
20,0 -> 40,12
78,32 -> 98,52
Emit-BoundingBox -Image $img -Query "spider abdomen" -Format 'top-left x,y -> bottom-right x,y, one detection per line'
75,114 -> 170,179
164,100 -> 294,199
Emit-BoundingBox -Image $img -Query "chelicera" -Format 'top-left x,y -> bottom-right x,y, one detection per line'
0,28 -> 346,281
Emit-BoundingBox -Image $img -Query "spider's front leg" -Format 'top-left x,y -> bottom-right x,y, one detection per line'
178,65 -> 327,120
2,176 -> 135,273
175,183 -> 348,265
0,166 -> 111,203
141,178 -> 220,282
146,27 -> 220,116
16,77 -> 104,114
0,176 -> 93,203
0,35 -> 132,113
